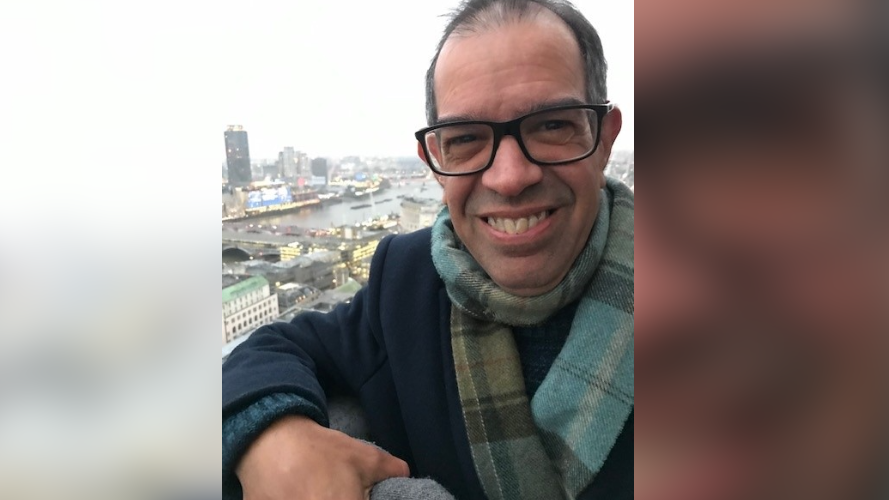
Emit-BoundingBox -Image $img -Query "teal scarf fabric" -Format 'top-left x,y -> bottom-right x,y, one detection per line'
431,178 -> 634,499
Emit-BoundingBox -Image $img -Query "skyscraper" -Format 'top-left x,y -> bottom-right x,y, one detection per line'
310,157 -> 329,187
297,151 -> 310,177
277,147 -> 297,179
224,125 -> 252,186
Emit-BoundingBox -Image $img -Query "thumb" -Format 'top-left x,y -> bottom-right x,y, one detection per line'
381,453 -> 411,479
363,447 -> 411,485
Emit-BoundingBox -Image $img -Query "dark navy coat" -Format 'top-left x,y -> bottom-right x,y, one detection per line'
222,228 -> 632,500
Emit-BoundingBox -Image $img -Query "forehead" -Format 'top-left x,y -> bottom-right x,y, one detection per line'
636,0 -> 865,80
434,13 -> 586,121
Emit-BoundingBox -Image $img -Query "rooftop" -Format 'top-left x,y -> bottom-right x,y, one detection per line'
333,278 -> 363,295
294,279 -> 361,313
238,251 -> 341,270
222,275 -> 269,303
223,229 -> 388,250
222,274 -> 249,289
221,230 -> 301,246
276,282 -> 304,291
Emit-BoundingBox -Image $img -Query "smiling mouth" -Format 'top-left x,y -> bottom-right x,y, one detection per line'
484,209 -> 552,235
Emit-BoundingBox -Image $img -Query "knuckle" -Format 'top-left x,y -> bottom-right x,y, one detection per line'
370,449 -> 389,469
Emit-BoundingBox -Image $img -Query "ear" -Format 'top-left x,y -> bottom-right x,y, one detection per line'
599,105 -> 623,168
596,106 -> 623,188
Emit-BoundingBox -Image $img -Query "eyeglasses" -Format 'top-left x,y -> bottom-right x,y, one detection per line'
415,103 -> 612,176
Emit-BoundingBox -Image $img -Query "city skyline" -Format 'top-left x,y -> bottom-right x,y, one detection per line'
224,141 -> 635,166
226,147 -> 636,166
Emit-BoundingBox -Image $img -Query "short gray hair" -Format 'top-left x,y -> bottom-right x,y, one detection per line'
424,0 -> 607,125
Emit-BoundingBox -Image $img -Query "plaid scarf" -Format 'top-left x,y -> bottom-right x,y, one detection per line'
431,178 -> 634,500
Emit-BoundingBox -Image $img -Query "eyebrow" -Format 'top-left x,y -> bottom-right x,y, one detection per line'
435,96 -> 588,125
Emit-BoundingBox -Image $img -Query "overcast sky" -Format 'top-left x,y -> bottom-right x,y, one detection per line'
0,1 -> 632,171
220,1 -> 634,159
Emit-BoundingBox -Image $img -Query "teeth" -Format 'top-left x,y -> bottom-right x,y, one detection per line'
485,210 -> 549,235
515,218 -> 528,233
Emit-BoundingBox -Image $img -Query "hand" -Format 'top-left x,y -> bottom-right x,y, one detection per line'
236,415 -> 410,500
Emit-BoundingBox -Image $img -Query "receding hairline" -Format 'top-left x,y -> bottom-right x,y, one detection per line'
425,0 -> 608,125
445,2 -> 578,46
435,5 -> 586,91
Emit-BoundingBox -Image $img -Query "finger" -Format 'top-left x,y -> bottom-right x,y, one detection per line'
382,455 -> 411,479
364,449 -> 410,484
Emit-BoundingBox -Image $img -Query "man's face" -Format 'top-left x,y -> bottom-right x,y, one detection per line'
426,14 -> 621,297
636,1 -> 889,499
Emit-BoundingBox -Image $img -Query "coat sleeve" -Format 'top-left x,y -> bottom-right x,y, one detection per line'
222,392 -> 327,500
221,235 -> 398,498
222,234 -> 395,420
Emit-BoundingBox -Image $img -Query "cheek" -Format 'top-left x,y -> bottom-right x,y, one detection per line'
442,178 -> 475,216
556,168 -> 600,218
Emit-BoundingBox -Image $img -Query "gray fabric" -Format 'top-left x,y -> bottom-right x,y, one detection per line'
327,394 -> 372,441
328,395 -> 456,500
371,478 -> 457,500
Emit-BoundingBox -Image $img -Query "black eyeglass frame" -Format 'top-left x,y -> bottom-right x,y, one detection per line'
415,103 -> 613,177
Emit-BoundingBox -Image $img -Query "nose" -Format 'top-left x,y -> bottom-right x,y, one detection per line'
480,136 -> 543,197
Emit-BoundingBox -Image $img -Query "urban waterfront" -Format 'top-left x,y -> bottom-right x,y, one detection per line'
222,150 -> 633,349
226,181 -> 443,230
224,157 -> 634,232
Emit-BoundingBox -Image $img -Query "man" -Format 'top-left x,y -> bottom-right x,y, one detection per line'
635,0 -> 889,499
222,1 -> 633,499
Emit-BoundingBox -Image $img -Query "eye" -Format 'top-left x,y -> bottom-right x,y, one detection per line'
541,120 -> 570,130
445,134 -> 479,147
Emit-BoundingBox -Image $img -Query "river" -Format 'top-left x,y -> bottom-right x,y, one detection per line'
232,181 -> 443,230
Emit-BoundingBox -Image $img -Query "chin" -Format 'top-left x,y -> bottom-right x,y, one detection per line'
489,268 -> 563,297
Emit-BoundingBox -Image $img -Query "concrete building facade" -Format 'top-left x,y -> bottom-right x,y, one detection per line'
222,275 -> 278,345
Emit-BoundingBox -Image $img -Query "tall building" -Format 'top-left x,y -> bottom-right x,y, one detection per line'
225,125 -> 252,186
277,147 -> 297,179
297,151 -> 310,177
400,197 -> 443,233
279,242 -> 305,261
310,157 -> 329,187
